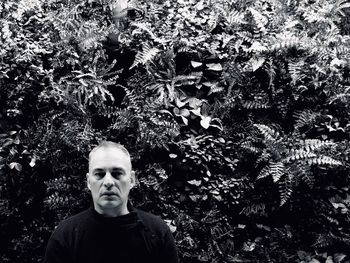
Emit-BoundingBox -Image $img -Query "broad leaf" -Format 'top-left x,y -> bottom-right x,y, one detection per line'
200,116 -> 211,129
206,63 -> 222,71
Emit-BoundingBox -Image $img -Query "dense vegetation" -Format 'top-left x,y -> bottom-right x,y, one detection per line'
1,0 -> 350,262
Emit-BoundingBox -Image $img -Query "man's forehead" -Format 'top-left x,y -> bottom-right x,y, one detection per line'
89,147 -> 132,169
90,146 -> 130,159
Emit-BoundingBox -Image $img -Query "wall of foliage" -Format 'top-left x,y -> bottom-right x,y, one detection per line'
1,0 -> 350,262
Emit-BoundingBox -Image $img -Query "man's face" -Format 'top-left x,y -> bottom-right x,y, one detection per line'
87,147 -> 135,216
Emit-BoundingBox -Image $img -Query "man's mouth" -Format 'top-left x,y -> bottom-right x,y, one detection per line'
102,192 -> 118,196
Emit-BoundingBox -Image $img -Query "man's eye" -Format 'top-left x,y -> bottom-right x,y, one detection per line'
94,172 -> 105,178
111,172 -> 122,178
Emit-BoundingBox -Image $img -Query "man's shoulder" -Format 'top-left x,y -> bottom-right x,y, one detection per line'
134,208 -> 169,234
54,208 -> 91,232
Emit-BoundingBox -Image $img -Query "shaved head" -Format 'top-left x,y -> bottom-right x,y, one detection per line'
89,141 -> 131,173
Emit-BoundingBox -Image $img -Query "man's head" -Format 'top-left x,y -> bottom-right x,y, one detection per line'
87,141 -> 135,217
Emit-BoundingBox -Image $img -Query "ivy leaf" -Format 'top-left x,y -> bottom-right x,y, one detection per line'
29,158 -> 36,167
111,0 -> 128,20
251,57 -> 265,71
181,116 -> 188,125
169,154 -> 177,159
164,219 -> 177,233
209,118 -> 223,131
181,108 -> 190,117
200,116 -> 211,129
218,138 -> 225,143
189,195 -> 201,202
9,162 -> 22,172
191,61 -> 203,68
175,98 -> 187,108
243,241 -> 256,252
334,253 -> 346,263
206,63 -> 222,71
188,179 -> 202,186
195,0 -> 205,11
190,108 -> 202,117
188,98 -> 203,108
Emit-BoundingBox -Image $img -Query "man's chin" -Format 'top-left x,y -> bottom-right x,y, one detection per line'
99,198 -> 121,207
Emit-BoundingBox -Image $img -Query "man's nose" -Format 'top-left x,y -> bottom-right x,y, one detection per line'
103,172 -> 115,188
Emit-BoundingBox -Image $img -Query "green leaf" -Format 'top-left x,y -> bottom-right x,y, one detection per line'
29,158 -> 36,167
3,138 -> 14,147
181,116 -> 188,125
206,63 -> 222,71
191,61 -> 203,68
180,108 -> 190,117
334,253 -> 346,263
251,57 -> 265,71
188,98 -> 202,109
190,108 -> 202,117
309,259 -> 321,263
188,179 -> 201,186
200,116 -> 211,129
175,98 -> 187,108
9,162 -> 22,172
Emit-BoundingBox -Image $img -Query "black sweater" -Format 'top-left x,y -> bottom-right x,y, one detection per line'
44,207 -> 178,263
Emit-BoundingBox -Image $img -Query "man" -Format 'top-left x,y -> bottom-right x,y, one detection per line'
44,141 -> 179,263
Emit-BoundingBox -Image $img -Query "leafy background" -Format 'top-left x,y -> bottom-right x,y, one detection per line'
1,0 -> 350,262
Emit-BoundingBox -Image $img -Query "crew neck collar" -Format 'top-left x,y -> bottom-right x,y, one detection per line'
90,204 -> 139,225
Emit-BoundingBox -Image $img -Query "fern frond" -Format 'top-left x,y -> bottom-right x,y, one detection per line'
290,162 -> 314,187
149,114 -> 180,138
254,124 -> 281,142
328,87 -> 350,104
121,86 -> 141,111
216,6 -> 246,25
257,165 -> 271,180
293,110 -> 318,131
237,31 -> 254,44
173,73 -> 202,87
301,173 -> 315,188
301,139 -> 336,152
269,35 -> 304,52
307,156 -> 342,166
130,22 -> 166,43
79,30 -> 100,51
112,109 -> 136,131
279,173 -> 293,206
284,149 -> 317,163
240,203 -> 266,216
103,106 -> 120,118
241,141 -> 260,153
249,8 -> 268,34
288,60 -> 305,84
207,83 -> 225,95
270,162 -> 285,182
242,100 -> 270,109
130,43 -> 160,69
13,0 -> 41,21
257,161 -> 285,182
314,232 -> 335,248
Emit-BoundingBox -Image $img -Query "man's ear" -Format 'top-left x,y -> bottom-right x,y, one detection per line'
86,173 -> 91,190
130,171 -> 136,189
